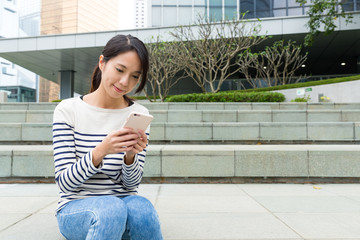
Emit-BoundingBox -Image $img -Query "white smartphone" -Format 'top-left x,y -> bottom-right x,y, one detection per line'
122,111 -> 154,132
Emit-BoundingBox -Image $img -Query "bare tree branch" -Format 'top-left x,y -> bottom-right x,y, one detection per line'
146,37 -> 187,102
170,14 -> 266,93
238,40 -> 308,88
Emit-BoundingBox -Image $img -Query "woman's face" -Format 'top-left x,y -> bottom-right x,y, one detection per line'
99,50 -> 142,99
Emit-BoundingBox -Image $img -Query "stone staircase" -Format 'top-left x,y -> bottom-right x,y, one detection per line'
1,102 -> 360,181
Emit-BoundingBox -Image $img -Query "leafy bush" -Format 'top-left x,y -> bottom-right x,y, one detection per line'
291,95 -> 311,102
166,91 -> 285,102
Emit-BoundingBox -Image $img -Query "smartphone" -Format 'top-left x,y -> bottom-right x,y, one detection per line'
122,112 -> 154,132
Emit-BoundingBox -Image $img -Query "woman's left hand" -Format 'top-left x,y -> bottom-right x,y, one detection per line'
124,129 -> 147,165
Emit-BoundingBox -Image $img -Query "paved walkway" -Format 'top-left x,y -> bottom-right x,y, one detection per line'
1,183 -> 360,239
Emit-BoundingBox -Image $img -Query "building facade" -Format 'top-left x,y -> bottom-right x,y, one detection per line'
0,0 -> 38,102
0,1 -> 358,98
150,0 -> 360,27
39,0 -> 119,102
135,0 -> 150,28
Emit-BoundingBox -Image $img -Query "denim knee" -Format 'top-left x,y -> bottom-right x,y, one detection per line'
93,195 -> 128,224
123,195 -> 163,240
57,196 -> 128,240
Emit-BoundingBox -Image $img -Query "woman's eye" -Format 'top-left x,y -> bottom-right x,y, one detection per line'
133,75 -> 140,79
116,68 -> 123,73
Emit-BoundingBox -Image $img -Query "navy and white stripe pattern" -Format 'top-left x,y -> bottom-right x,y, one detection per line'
53,97 -> 150,212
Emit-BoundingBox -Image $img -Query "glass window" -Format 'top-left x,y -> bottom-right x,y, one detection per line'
273,0 -> 286,8
225,6 -> 237,19
194,6 -> 206,19
152,0 -> 162,5
194,0 -> 206,5
273,8 -> 286,16
152,7 -> 161,27
164,0 -> 177,5
357,0 -> 360,11
240,0 -> 254,18
180,0 -> 193,5
210,0 -> 222,6
225,0 -> 237,7
304,6 -> 310,14
163,7 -> 177,26
342,0 -> 355,11
288,0 -> 301,7
288,7 -> 303,16
257,0 -> 270,10
209,6 -> 222,21
179,6 -> 193,24
256,0 -> 271,17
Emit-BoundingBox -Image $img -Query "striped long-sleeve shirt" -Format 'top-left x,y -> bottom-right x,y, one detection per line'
53,96 -> 150,212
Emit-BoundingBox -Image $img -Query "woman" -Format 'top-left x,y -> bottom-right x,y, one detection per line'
53,34 -> 163,240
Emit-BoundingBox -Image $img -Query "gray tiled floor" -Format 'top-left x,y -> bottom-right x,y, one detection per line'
1,183 -> 360,239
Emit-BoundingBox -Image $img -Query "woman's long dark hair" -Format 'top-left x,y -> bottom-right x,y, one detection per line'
90,34 -> 149,103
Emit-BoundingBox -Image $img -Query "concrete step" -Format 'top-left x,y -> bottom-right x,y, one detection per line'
1,122 -> 359,143
142,102 -> 360,110
3,109 -> 360,123
0,110 -> 360,123
0,102 -> 58,110
1,102 -> 360,111
151,109 -> 360,123
0,110 -> 53,123
1,144 -> 360,178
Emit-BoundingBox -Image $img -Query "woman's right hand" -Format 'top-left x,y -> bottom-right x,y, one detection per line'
92,128 -> 139,167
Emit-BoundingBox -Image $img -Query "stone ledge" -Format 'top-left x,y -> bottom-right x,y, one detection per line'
2,102 -> 360,111
1,145 -> 360,178
1,122 -> 360,142
3,109 -> 360,124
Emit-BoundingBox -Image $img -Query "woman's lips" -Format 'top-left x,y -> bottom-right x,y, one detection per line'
113,85 -> 124,93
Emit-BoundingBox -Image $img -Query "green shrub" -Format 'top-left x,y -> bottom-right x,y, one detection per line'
166,91 -> 285,102
291,95 -> 311,102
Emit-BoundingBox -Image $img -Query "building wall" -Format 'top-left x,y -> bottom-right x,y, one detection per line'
135,0 -> 146,28
39,0 -> 119,102
274,79 -> 360,103
77,0 -> 119,33
0,0 -> 19,38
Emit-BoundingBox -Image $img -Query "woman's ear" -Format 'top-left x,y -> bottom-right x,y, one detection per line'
99,55 -> 104,71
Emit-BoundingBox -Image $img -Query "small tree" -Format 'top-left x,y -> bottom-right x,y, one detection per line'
296,0 -> 354,46
145,37 -> 186,102
170,14 -> 266,93
238,40 -> 308,88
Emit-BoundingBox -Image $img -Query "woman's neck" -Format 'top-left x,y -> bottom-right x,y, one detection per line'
83,90 -> 128,109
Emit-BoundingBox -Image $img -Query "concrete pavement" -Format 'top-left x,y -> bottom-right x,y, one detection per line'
1,183 -> 360,239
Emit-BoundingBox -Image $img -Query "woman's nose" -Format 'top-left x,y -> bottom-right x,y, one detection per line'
119,75 -> 130,86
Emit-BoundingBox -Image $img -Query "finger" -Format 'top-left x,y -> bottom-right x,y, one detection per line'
114,133 -> 139,143
117,139 -> 138,148
115,128 -> 135,136
136,139 -> 146,149
133,143 -> 143,152
137,130 -> 148,144
119,146 -> 134,153
138,129 -> 147,139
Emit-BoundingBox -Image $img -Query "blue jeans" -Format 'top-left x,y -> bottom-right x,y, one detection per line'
56,195 -> 163,240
